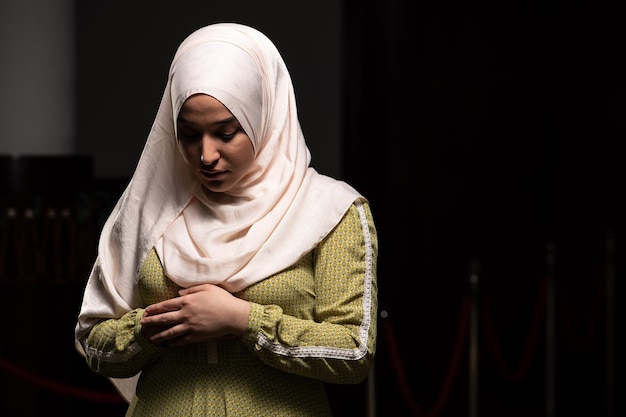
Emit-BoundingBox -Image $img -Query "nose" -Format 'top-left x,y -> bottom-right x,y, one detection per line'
201,136 -> 220,166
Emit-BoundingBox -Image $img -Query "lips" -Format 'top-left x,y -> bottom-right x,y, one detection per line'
201,170 -> 226,180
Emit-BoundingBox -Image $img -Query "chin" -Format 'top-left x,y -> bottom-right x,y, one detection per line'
201,181 -> 230,193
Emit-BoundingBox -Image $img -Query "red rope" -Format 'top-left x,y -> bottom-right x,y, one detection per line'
384,257 -> 606,413
0,357 -> 125,403
481,275 -> 546,382
382,296 -> 471,417
382,319 -> 424,416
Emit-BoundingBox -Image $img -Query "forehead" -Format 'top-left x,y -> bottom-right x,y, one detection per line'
178,95 -> 232,118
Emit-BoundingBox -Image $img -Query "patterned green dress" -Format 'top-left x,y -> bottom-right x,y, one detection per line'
83,202 -> 378,416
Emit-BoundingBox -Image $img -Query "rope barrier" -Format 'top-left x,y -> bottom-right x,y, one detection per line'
0,357 -> 125,403
381,245 -> 610,415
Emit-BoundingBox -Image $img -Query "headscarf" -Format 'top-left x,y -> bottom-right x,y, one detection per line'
75,21 -> 363,386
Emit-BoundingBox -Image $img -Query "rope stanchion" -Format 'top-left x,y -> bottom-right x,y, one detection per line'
367,359 -> 376,417
468,260 -> 480,417
546,241 -> 556,417
558,257 -> 605,352
378,236 -> 612,415
605,230 -> 616,417
0,356 -> 125,403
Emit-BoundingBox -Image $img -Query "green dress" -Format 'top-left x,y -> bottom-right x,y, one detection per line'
83,202 -> 378,417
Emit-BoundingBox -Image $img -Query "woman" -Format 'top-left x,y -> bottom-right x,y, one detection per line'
75,22 -> 378,416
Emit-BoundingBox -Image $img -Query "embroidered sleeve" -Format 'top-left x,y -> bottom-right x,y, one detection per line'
82,308 -> 164,378
242,201 -> 378,384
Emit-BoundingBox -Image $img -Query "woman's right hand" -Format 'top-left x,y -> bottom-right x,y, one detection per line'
140,283 -> 251,346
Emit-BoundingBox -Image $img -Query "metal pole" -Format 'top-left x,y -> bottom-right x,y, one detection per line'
605,230 -> 615,417
367,354 -> 376,417
469,260 -> 480,417
546,242 -> 556,417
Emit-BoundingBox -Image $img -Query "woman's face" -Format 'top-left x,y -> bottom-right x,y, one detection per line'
177,94 -> 255,193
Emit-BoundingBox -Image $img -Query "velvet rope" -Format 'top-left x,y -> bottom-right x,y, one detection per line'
481,275 -> 546,382
381,296 -> 471,417
0,357 -> 124,403
381,253 -> 607,415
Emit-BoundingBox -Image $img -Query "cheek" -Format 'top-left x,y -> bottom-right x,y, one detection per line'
178,141 -> 198,166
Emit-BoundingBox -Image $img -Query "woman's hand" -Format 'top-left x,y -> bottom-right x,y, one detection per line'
140,283 -> 250,346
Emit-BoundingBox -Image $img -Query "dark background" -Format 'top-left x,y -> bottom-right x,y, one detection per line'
1,1 -> 624,416
341,2 -> 623,416
73,1 -> 343,181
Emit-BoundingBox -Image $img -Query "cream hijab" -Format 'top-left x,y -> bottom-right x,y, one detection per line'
75,22 -> 363,398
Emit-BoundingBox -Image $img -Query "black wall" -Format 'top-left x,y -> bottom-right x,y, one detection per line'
342,1 -> 623,416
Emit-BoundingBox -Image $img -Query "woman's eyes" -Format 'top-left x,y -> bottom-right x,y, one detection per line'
220,130 -> 237,140
178,128 -> 238,141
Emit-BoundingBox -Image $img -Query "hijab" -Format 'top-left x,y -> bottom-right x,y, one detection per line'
75,22 -> 364,399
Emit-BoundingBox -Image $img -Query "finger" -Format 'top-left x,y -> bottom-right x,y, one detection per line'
144,299 -> 182,315
141,310 -> 180,326
150,324 -> 188,344
178,283 -> 211,296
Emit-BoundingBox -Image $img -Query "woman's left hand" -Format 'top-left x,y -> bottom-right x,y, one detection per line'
140,283 -> 250,346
